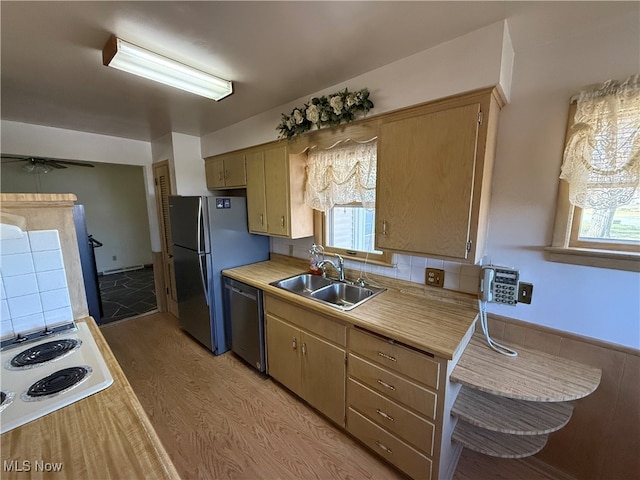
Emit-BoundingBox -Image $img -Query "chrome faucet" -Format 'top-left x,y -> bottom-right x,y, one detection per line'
318,254 -> 345,282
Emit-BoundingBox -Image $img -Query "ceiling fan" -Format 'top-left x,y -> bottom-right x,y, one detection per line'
1,154 -> 95,173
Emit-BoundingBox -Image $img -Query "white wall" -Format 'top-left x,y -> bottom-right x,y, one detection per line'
201,16 -> 640,349
171,133 -> 208,196
0,121 -> 161,253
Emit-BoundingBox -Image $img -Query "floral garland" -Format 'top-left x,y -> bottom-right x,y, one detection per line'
277,88 -> 374,138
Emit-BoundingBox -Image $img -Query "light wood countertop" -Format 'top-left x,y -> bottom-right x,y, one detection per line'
223,258 -> 479,360
0,317 -> 180,480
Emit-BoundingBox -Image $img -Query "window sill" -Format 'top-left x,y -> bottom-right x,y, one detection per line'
544,246 -> 640,272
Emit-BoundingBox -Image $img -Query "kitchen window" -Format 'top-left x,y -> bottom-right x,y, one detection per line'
548,75 -> 640,271
305,139 -> 391,264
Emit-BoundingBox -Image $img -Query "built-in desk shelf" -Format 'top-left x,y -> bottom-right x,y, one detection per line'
450,336 -> 601,459
452,421 -> 548,459
452,386 -> 573,435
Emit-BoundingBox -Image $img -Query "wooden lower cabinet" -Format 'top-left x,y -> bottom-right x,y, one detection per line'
265,314 -> 303,397
348,408 -> 433,480
301,332 -> 346,426
265,296 -> 460,480
264,298 -> 346,426
347,328 -> 450,480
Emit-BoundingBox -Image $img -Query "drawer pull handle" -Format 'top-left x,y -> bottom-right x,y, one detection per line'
377,379 -> 396,391
302,343 -> 307,355
375,441 -> 392,454
377,351 -> 397,362
376,409 -> 395,422
292,338 -> 297,350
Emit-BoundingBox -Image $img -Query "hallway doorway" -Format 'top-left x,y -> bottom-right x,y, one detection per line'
99,266 -> 157,324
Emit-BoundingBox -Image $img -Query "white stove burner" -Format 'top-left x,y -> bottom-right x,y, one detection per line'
0,323 -> 113,434
5,338 -> 83,371
0,391 -> 15,412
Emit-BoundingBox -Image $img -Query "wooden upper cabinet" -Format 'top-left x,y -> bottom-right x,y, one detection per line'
245,142 -> 313,239
205,152 -> 246,189
245,150 -> 268,233
376,88 -> 503,263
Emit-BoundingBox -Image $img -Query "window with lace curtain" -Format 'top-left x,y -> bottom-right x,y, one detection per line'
549,75 -> 640,271
304,139 -> 392,264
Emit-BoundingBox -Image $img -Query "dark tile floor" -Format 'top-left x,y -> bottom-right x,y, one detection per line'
99,266 -> 157,324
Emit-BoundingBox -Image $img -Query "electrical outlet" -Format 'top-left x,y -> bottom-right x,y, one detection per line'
288,244 -> 294,256
112,255 -> 117,261
518,282 -> 533,304
425,268 -> 444,287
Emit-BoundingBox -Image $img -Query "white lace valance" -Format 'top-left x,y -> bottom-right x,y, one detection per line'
304,139 -> 377,212
560,74 -> 640,209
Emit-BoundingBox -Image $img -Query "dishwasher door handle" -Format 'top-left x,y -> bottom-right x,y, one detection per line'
229,286 -> 257,301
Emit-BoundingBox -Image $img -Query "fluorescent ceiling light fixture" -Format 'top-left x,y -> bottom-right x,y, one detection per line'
102,35 -> 233,100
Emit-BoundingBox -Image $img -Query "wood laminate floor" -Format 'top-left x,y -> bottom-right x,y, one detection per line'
101,312 -> 572,480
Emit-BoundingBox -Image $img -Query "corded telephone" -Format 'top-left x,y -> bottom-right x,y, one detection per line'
480,266 -> 520,305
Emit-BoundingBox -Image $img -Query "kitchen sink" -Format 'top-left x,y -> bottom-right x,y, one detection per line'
270,273 -> 385,310
272,273 -> 333,294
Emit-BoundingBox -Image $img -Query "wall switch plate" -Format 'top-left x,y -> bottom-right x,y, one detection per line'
518,282 -> 533,304
425,268 -> 444,287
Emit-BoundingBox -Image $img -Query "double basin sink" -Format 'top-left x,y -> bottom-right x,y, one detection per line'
270,273 -> 385,311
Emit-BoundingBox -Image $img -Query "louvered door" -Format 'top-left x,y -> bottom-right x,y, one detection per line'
153,160 -> 178,317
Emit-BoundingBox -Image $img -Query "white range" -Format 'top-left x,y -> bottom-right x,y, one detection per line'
0,321 -> 113,434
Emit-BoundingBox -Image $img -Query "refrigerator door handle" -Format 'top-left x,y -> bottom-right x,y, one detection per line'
198,252 -> 209,306
197,197 -> 203,254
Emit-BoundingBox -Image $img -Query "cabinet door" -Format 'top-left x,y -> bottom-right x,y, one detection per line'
377,103 -> 480,260
264,145 -> 290,236
301,331 -> 346,426
206,157 -> 225,189
224,153 -> 247,187
266,314 -> 302,397
245,151 -> 268,233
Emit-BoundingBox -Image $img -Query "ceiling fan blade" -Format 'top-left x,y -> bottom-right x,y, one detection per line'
1,154 -> 32,161
0,154 -> 94,168
0,158 -> 26,163
44,160 -> 67,169
53,160 -> 94,168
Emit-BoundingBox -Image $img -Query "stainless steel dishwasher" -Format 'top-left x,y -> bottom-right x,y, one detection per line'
223,277 -> 266,372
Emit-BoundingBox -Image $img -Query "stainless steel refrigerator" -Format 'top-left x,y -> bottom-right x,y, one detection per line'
168,196 -> 269,354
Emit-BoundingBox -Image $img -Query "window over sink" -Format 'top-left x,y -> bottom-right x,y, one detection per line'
304,139 -> 391,264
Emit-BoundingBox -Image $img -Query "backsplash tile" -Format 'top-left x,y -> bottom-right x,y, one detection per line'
40,288 -> 71,311
0,232 -> 31,255
0,228 -> 73,336
7,293 -> 43,319
36,269 -> 68,292
0,253 -> 35,276
32,249 -> 65,272
28,230 -> 62,252
12,312 -> 46,334
3,273 -> 38,298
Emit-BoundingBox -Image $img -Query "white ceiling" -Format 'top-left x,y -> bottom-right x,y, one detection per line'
1,1 -> 637,142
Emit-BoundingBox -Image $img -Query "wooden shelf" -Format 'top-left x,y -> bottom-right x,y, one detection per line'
452,421 -> 548,459
451,336 -> 601,401
452,386 -> 573,435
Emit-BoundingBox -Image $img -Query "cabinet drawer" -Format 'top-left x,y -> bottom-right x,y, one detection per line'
348,407 -> 432,480
350,328 -> 440,390
349,354 -> 437,420
265,295 -> 346,347
348,378 -> 434,455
